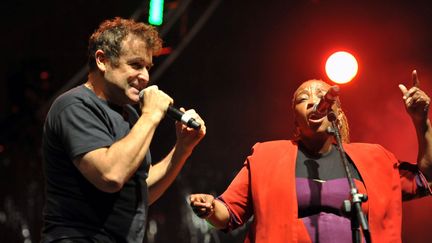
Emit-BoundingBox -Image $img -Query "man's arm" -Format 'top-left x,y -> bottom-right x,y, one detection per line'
74,86 -> 171,193
146,108 -> 206,204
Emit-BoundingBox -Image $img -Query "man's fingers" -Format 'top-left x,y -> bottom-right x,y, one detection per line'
412,70 -> 420,87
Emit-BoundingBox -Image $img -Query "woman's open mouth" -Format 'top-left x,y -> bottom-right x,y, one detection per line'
308,112 -> 326,123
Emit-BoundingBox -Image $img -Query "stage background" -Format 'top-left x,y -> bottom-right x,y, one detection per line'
1,0 -> 432,242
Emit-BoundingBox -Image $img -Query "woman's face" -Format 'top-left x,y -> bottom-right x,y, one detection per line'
293,80 -> 337,140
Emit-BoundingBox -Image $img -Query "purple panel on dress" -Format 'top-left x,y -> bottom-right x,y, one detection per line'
296,178 -> 365,242
296,178 -> 351,212
301,212 -> 352,242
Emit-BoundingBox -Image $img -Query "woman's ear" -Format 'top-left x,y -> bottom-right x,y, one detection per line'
337,109 -> 344,122
336,108 -> 346,131
95,50 -> 107,72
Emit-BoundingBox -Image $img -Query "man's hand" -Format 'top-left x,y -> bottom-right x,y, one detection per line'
139,85 -> 173,123
175,108 -> 206,154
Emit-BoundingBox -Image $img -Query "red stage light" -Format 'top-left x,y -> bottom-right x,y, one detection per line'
325,51 -> 358,84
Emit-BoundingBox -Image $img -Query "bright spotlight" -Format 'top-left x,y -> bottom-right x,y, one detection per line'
325,51 -> 358,84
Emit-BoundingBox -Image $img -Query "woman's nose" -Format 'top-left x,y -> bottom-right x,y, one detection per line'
311,95 -> 321,104
307,96 -> 320,109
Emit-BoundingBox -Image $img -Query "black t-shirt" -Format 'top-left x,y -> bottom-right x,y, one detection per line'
41,85 -> 151,243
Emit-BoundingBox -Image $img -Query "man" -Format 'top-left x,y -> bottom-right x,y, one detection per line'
41,17 -> 206,242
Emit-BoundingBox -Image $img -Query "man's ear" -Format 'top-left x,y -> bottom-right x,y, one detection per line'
95,50 -> 107,72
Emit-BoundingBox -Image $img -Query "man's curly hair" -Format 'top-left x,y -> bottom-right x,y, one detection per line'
87,17 -> 163,71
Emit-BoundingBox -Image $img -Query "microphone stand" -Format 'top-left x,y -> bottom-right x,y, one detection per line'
326,111 -> 371,243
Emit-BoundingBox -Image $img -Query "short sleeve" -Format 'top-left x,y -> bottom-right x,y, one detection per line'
55,102 -> 114,160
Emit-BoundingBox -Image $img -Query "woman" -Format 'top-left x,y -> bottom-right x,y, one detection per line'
190,71 -> 432,243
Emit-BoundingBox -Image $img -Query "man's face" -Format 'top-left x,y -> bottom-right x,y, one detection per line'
293,80 -> 336,139
103,35 -> 153,105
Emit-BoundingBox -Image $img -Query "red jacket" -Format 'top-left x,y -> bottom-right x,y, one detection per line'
220,140 -> 430,243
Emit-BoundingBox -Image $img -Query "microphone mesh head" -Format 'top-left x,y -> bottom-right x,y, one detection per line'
328,85 -> 340,98
139,90 -> 145,100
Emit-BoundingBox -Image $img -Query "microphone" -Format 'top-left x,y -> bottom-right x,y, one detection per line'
139,90 -> 201,130
166,106 -> 201,130
312,85 -> 340,114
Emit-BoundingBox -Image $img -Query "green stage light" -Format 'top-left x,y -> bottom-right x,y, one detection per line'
148,0 -> 164,26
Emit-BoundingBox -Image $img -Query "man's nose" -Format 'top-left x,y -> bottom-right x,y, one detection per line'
137,70 -> 149,84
